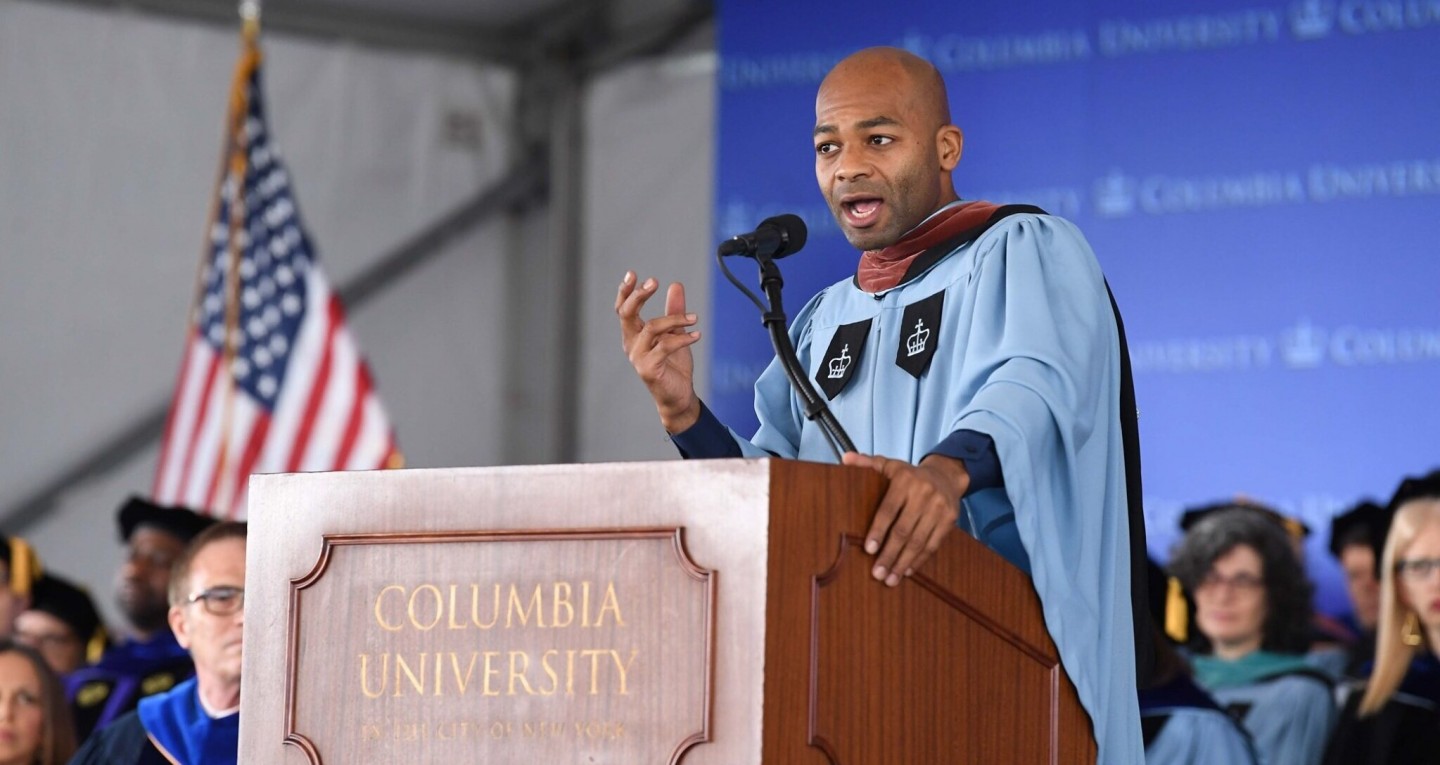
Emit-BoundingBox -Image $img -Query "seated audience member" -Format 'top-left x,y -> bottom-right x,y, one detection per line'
72,522 -> 246,765
1181,500 -> 1355,666
1170,507 -> 1335,765
1324,471 -> 1440,764
65,497 -> 214,736
0,534 -> 43,639
0,639 -> 78,765
1327,499 -> 1393,678
1140,560 -> 1259,764
15,574 -> 107,675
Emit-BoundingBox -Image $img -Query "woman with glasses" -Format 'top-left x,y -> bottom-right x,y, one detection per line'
1323,473 -> 1440,764
1169,506 -> 1335,765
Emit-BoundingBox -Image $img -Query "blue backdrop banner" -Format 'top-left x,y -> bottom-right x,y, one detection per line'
713,0 -> 1440,614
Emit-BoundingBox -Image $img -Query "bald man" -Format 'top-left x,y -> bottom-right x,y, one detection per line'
618,47 -> 1147,762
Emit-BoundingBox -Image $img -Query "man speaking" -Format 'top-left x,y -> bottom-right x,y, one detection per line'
616,46 -> 1146,762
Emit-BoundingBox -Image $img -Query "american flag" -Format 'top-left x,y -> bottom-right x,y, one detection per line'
153,32 -> 399,518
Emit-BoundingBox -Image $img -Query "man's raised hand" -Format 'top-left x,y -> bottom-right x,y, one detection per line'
615,272 -> 702,433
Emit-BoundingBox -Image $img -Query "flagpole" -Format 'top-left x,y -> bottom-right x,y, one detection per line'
214,2 -> 264,516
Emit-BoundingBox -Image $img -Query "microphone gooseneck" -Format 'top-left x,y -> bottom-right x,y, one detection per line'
715,215 -> 854,460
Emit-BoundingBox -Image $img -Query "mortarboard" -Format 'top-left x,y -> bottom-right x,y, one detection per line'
1179,497 -> 1311,542
116,496 -> 216,544
28,573 -> 108,663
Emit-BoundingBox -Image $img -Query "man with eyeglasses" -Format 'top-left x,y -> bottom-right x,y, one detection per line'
72,521 -> 246,764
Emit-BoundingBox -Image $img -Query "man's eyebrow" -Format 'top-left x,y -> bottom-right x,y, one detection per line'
813,115 -> 901,137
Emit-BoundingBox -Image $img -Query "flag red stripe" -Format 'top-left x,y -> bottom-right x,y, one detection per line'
202,415 -> 249,515
152,334 -> 197,498
285,297 -> 343,473
332,364 -> 374,470
228,416 -> 270,520
175,349 -> 224,504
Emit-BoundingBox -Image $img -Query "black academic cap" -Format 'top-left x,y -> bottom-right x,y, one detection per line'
28,574 -> 103,647
116,496 -> 216,544
1179,498 -> 1311,542
1386,469 -> 1440,514
1327,500 -> 1392,561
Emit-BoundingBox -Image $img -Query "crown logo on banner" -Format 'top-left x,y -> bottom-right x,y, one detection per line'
1094,170 -> 1137,218
1290,0 -> 1335,40
828,344 -> 853,379
1281,318 -> 1327,369
906,319 -> 930,357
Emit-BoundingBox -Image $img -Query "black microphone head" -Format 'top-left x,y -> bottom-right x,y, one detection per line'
759,214 -> 807,258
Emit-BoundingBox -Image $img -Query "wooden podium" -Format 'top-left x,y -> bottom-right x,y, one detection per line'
240,459 -> 1095,763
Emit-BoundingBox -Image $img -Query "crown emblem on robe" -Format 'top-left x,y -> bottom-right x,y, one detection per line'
906,319 -> 930,357
827,344 -> 853,379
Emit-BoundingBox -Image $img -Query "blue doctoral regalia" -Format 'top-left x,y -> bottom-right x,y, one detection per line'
689,210 -> 1144,763
1193,653 -> 1335,765
67,629 -> 196,738
70,677 -> 238,764
1141,674 -> 1258,764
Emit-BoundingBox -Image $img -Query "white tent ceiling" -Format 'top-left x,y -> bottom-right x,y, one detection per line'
3,0 -> 719,625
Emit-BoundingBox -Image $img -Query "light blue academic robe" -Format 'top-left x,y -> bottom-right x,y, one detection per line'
1200,670 -> 1334,765
721,212 -> 1142,763
1145,706 -> 1259,765
1193,652 -> 1335,765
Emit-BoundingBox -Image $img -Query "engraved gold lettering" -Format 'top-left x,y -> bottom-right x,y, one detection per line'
394,653 -> 426,696
433,650 -> 443,696
580,581 -> 591,627
506,584 -> 545,628
450,652 -> 478,694
581,649 -> 605,695
565,649 -> 576,696
508,651 -> 537,695
551,582 -> 574,627
374,585 -> 405,631
472,584 -> 500,629
359,653 -> 388,698
447,585 -> 465,630
611,649 -> 639,695
596,582 -> 624,627
482,651 -> 502,696
539,650 -> 559,696
408,585 -> 443,631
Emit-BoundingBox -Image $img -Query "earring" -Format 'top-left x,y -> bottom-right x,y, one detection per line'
1402,611 -> 1424,647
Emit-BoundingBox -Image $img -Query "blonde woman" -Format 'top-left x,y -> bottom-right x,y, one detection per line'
1324,472 -> 1440,764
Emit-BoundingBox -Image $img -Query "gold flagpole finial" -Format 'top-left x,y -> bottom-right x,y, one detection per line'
240,0 -> 261,38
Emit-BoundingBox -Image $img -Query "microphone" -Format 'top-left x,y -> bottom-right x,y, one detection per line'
718,214 -> 808,259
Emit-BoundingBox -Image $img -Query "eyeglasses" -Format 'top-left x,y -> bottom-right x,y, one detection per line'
1395,557 -> 1440,583
15,631 -> 78,650
185,586 -> 245,616
1196,571 -> 1265,594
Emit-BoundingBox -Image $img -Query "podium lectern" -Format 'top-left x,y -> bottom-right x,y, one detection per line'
240,459 -> 1095,763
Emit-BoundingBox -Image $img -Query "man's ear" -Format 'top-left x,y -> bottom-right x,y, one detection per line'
936,125 -> 964,171
168,605 -> 191,650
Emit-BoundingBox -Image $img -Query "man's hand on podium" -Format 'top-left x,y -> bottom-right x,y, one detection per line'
844,452 -> 970,587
